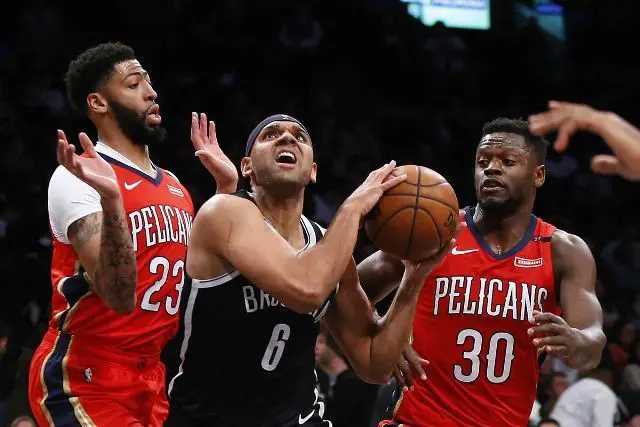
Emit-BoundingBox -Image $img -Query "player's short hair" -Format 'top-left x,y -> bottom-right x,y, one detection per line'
65,42 -> 137,113
536,418 -> 560,427
481,118 -> 549,165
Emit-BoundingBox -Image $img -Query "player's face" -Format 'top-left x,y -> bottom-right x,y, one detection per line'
102,60 -> 166,146
474,132 -> 544,216
242,121 -> 317,191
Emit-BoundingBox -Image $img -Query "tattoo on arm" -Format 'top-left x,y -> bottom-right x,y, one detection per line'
94,209 -> 137,311
68,213 -> 102,249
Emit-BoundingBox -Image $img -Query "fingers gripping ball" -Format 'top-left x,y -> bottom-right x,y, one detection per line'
365,165 -> 459,261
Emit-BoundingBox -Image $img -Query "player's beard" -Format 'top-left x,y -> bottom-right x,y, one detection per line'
110,99 -> 167,147
478,193 -> 522,219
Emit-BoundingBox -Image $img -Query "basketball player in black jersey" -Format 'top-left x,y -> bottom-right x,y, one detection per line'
165,114 -> 460,427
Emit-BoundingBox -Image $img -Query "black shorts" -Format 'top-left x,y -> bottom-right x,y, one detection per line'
165,400 -> 332,427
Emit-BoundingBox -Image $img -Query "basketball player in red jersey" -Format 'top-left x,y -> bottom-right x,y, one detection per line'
530,100 -> 640,181
359,118 -> 606,427
28,42 -> 236,426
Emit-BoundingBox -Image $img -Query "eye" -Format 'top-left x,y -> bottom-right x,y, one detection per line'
265,131 -> 277,139
128,83 -> 139,89
296,134 -> 306,142
477,159 -> 489,168
503,159 -> 517,166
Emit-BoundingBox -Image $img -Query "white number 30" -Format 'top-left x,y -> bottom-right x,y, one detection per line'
454,329 -> 515,384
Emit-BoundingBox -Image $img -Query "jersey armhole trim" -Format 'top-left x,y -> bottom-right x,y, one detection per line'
192,269 -> 240,289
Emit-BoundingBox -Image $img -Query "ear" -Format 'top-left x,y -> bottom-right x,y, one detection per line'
310,162 -> 318,184
534,164 -> 545,188
240,157 -> 253,179
87,92 -> 108,115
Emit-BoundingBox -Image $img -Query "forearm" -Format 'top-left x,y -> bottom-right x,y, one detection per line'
358,251 -> 403,305
593,112 -> 640,161
299,204 -> 361,299
365,280 -> 423,381
93,195 -> 137,314
569,324 -> 606,370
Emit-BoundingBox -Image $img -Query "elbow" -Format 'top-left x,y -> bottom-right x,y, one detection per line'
105,292 -> 136,315
352,364 -> 391,385
111,302 -> 136,315
94,273 -> 138,315
285,279 -> 329,314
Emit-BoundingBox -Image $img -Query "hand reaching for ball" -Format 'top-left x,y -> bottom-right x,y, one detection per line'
343,161 -> 408,224
398,210 -> 466,294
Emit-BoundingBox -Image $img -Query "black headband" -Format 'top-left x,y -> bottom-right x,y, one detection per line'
245,114 -> 309,157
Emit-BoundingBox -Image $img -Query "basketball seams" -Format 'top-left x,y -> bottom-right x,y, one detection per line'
402,180 -> 447,187
404,165 -> 421,259
417,207 -> 443,251
382,193 -> 458,212
370,206 -> 415,241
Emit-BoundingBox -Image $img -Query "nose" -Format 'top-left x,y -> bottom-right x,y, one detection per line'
276,131 -> 297,146
145,82 -> 158,102
484,159 -> 503,176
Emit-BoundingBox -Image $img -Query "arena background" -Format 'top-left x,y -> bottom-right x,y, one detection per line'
1,0 -> 639,425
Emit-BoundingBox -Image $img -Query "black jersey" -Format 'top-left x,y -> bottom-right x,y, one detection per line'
166,191 -> 334,427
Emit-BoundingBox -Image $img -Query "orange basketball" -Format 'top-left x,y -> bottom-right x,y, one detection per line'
365,165 -> 459,261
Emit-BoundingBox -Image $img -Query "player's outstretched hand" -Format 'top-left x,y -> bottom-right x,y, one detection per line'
393,343 -> 429,392
344,161 -> 407,226
191,112 -> 238,194
527,310 -> 589,369
399,210 -> 466,293
56,130 -> 120,199
529,101 -> 640,180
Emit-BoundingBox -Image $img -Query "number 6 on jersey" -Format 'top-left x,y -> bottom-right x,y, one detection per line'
261,324 -> 291,371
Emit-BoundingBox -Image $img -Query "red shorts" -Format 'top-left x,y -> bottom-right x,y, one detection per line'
28,329 -> 168,427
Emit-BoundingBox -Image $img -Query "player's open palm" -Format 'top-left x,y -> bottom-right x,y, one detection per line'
56,130 -> 120,199
191,112 -> 238,194
345,161 -> 407,222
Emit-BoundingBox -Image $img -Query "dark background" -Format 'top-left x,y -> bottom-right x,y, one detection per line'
1,0 -> 640,425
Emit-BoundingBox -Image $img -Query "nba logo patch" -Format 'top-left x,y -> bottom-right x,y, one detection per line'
514,257 -> 543,268
167,185 -> 184,197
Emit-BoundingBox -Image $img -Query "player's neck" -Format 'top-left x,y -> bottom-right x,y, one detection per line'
473,203 -> 533,252
97,128 -> 155,176
253,188 -> 305,245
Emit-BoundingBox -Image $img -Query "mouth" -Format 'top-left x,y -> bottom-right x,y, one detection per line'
275,149 -> 297,165
481,178 -> 506,193
146,104 -> 162,125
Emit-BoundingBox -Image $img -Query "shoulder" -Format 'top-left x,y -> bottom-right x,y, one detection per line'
551,229 -> 595,274
196,193 -> 259,223
551,229 -> 591,256
163,168 -> 180,183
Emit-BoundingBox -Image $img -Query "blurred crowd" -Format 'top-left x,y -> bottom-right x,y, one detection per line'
1,0 -> 640,425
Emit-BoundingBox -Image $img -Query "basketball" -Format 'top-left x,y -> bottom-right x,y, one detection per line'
365,165 -> 459,261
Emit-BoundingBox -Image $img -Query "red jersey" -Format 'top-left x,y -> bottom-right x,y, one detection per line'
48,150 -> 194,357
394,207 -> 561,427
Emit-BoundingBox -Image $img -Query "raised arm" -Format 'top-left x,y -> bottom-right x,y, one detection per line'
528,230 -> 606,370
529,101 -> 640,180
324,240 -> 456,384
188,162 -> 405,314
190,112 -> 239,194
56,131 -> 136,314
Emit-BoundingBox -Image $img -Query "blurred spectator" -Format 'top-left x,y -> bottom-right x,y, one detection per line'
551,364 -> 620,426
540,372 -> 569,419
621,339 -> 640,391
9,416 -> 36,427
315,330 -> 379,427
600,225 -> 640,299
